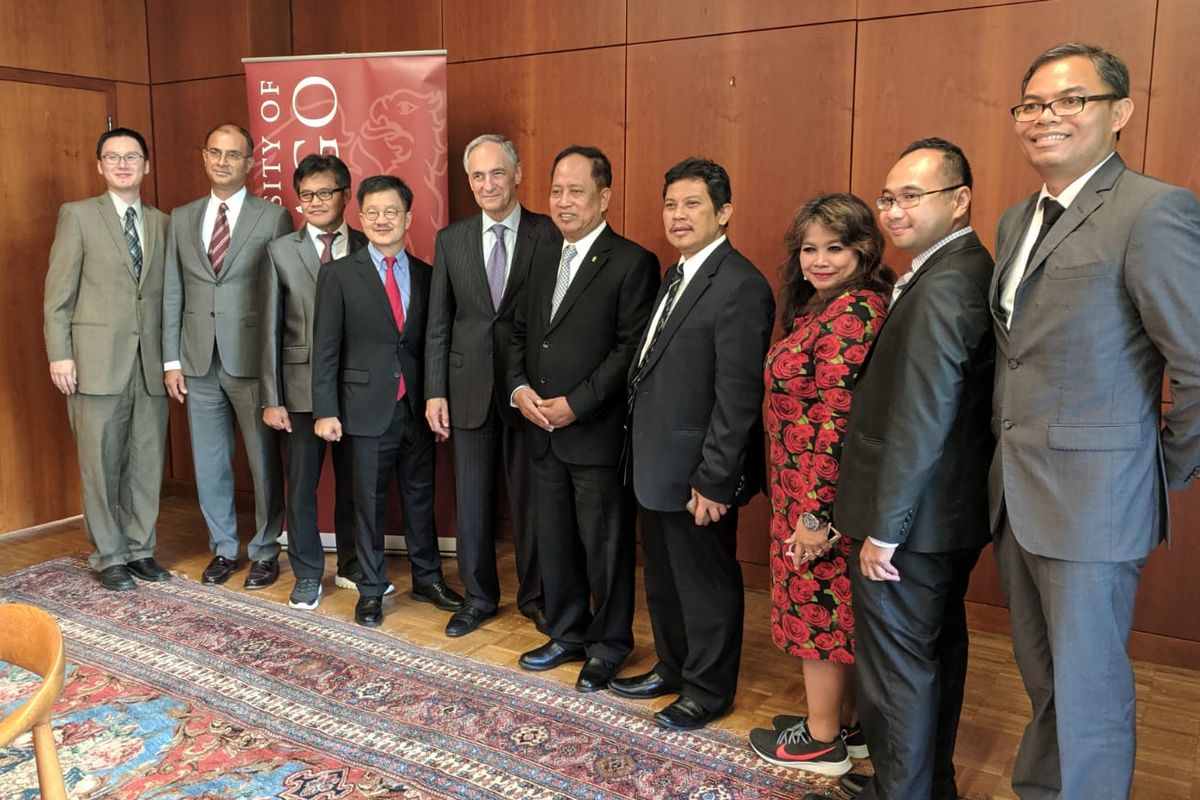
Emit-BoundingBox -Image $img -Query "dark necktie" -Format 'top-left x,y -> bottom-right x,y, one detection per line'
629,264 -> 684,398
383,255 -> 407,401
123,206 -> 143,281
485,223 -> 507,311
317,231 -> 340,264
208,202 -> 230,275
1026,197 -> 1066,272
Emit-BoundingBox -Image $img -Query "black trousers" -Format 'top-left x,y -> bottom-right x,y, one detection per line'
350,401 -> 442,598
451,403 -> 542,614
532,448 -> 635,664
850,541 -> 982,800
283,411 -> 357,579
639,505 -> 743,712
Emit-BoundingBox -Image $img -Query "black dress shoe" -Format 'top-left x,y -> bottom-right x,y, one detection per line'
518,640 -> 587,671
98,564 -> 136,591
608,670 -> 680,699
444,605 -> 495,637
355,596 -> 383,627
410,580 -> 465,611
576,658 -> 618,693
201,556 -> 239,585
654,696 -> 724,731
838,772 -> 869,797
527,606 -> 550,635
243,559 -> 279,589
126,557 -> 171,582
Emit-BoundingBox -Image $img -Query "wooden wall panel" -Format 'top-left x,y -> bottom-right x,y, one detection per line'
446,48 -> 628,227
851,0 -> 1155,273
0,80 -> 111,531
115,82 -> 157,208
0,0 -> 148,82
150,77 -> 250,211
1144,0 -> 1200,194
627,23 -> 857,568
628,0 -> 853,43
146,0 -> 291,83
442,0 -> 624,62
857,0 -> 1040,18
290,0 -> 442,55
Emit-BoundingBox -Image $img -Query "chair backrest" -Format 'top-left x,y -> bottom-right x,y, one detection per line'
0,603 -> 66,748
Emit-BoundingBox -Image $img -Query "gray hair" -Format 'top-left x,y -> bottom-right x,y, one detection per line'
462,134 -> 520,173
1021,42 -> 1130,98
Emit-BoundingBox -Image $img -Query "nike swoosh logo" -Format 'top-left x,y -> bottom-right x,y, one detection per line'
777,744 -> 837,761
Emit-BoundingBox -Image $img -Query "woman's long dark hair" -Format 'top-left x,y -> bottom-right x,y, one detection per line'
778,193 -> 894,333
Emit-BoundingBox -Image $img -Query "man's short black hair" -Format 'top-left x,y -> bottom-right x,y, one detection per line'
551,145 -> 612,190
293,153 -> 352,194
899,137 -> 974,190
356,174 -> 413,211
96,127 -> 149,160
204,122 -> 254,155
662,157 -> 732,210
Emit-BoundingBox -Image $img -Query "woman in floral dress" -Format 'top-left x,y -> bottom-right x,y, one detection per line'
748,193 -> 892,776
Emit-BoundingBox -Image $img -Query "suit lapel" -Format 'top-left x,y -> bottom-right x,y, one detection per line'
95,194 -> 138,282
223,196 -> 263,273
499,207 -> 538,313
463,214 -> 494,311
639,241 -> 731,378
187,200 -> 215,278
294,229 -> 321,283
140,206 -> 162,288
547,225 -> 612,331
989,196 -> 1036,325
351,249 -> 398,332
404,255 -> 428,340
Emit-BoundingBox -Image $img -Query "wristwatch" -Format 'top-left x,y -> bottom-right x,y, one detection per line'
801,512 -> 823,531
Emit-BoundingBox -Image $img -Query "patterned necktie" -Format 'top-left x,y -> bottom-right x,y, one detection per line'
635,264 -> 684,370
124,206 -> 143,281
383,255 -> 407,401
549,243 -> 577,320
317,231 -> 340,264
208,202 -> 230,275
485,223 -> 507,311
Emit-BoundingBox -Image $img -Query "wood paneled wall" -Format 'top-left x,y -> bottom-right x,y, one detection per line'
7,0 -> 1200,654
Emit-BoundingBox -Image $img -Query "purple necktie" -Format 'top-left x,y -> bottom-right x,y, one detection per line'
317,231 -> 340,264
485,223 -> 507,311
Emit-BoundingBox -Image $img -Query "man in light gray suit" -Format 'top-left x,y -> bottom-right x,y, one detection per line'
44,127 -> 171,591
991,43 -> 1200,799
260,153 -> 368,610
163,122 -> 293,589
425,134 -> 556,637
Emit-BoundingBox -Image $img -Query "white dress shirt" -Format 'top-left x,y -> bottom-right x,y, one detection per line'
200,186 -> 248,251
306,220 -> 350,261
638,234 -> 726,364
108,191 -> 145,252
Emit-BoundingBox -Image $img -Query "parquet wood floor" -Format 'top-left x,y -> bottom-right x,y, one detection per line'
3,493 -> 1198,798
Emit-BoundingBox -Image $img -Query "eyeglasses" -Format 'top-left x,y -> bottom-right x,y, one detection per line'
875,184 -> 965,212
298,187 -> 348,203
203,147 -> 248,163
1010,94 -> 1120,122
361,207 -> 406,221
100,152 -> 145,165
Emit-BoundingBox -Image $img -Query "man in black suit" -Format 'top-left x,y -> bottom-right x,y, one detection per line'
312,175 -> 465,627
612,157 -> 774,730
508,146 -> 659,692
823,139 -> 995,800
260,154 -> 370,610
425,134 -> 555,637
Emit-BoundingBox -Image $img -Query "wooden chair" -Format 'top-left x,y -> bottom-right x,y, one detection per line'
0,603 -> 68,800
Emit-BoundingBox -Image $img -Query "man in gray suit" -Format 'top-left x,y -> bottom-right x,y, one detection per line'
991,43 -> 1200,799
260,153 -> 368,610
425,134 -> 555,637
44,127 -> 171,591
163,122 -> 293,589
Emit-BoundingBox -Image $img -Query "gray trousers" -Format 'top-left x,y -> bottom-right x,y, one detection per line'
995,516 -> 1143,800
185,348 -> 283,562
68,352 -> 168,571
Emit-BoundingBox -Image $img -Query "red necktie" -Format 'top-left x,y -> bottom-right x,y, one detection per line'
383,255 -> 406,401
317,231 -> 339,264
208,202 -> 230,275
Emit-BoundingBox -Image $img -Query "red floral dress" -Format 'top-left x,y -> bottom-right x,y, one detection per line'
764,288 -> 888,662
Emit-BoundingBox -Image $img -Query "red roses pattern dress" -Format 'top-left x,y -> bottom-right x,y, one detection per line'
765,288 -> 887,663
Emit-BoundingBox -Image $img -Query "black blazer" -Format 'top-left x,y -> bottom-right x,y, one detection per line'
425,206 -> 557,428
627,240 -> 775,511
833,230 -> 995,553
508,223 -> 659,466
312,247 -> 432,437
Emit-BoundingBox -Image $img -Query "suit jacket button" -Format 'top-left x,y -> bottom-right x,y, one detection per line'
210,312 -> 215,317
542,340 -> 550,349
1002,419 -> 1014,430
539,377 -> 547,385
1007,358 -> 1019,369
393,371 -> 400,378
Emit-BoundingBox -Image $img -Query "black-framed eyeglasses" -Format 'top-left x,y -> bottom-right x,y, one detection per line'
203,147 -> 248,163
298,187 -> 348,203
875,184 -> 966,212
100,152 -> 145,165
1010,94 -> 1120,122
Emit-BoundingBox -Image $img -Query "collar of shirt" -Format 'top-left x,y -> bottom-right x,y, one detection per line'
208,186 -> 247,218
893,226 -> 974,302
306,220 -> 350,260
676,234 -> 727,291
108,191 -> 145,245
561,220 -> 607,282
482,204 -> 522,273
1038,151 -> 1116,212
368,244 -> 410,313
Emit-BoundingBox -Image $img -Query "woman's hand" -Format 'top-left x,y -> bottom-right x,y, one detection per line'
784,518 -> 833,569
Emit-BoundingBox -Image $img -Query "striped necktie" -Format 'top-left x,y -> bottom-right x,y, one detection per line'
208,202 -> 230,275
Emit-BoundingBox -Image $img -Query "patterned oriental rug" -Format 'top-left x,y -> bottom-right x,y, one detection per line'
0,557 -> 836,799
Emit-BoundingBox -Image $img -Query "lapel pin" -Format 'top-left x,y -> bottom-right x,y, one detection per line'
591,256 -> 597,262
